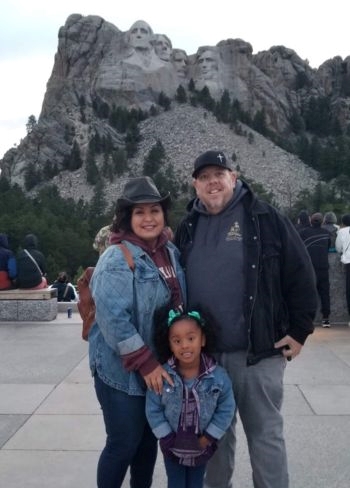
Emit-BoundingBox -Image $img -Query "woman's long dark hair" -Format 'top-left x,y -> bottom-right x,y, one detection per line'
153,306 -> 218,364
111,201 -> 170,233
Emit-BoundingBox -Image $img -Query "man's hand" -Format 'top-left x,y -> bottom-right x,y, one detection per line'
143,365 -> 174,394
274,335 -> 302,361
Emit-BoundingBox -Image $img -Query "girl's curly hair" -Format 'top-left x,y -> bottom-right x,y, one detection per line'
153,305 -> 219,364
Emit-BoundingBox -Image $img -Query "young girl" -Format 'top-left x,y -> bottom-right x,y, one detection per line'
146,309 -> 235,488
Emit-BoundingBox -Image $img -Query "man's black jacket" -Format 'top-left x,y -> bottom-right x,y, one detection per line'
175,181 -> 317,365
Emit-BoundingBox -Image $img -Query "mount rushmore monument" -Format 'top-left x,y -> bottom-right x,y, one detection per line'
1,14 -> 350,208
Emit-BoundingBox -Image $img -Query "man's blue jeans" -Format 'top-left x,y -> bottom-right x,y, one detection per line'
94,374 -> 158,488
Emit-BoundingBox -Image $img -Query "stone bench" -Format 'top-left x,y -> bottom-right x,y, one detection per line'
0,288 -> 58,321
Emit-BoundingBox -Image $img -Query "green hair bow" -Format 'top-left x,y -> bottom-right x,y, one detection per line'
167,309 -> 203,327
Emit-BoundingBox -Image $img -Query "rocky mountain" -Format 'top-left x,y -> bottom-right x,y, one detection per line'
1,14 -> 350,210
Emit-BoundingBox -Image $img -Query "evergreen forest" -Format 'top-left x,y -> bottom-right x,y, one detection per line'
2,82 -> 350,284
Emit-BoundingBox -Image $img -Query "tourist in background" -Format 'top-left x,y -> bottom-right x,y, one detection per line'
299,213 -> 331,327
0,233 -> 17,290
322,211 -> 339,252
335,214 -> 350,327
50,271 -> 77,302
295,209 -> 311,233
93,223 -> 113,256
17,234 -> 47,289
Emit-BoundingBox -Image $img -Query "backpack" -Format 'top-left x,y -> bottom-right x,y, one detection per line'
77,244 -> 135,341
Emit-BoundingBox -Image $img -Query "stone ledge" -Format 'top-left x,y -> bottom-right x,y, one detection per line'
0,299 -> 58,322
0,288 -> 57,300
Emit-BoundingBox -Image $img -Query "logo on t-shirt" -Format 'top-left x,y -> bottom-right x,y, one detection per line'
226,221 -> 242,241
159,265 -> 176,279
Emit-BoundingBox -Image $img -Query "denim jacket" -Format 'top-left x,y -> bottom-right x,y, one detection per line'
145,358 -> 235,440
89,241 -> 186,396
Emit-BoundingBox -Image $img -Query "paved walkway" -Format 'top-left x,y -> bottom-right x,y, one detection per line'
0,313 -> 349,487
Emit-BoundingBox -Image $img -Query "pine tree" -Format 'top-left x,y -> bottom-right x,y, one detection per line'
68,141 -> 83,170
143,140 -> 165,176
86,151 -> 100,185
175,85 -> 187,103
26,115 -> 37,134
215,90 -> 231,123
125,122 -> 141,157
158,91 -> 171,111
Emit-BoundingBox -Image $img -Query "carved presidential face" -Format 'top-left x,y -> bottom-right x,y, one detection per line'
172,49 -> 188,78
196,49 -> 219,80
128,20 -> 153,50
153,34 -> 172,61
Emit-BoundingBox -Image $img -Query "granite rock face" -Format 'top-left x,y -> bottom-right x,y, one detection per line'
1,14 -> 350,208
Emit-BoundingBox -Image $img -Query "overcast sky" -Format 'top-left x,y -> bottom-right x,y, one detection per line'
1,0 -> 349,159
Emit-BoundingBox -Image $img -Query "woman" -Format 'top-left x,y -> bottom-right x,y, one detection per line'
89,176 -> 186,488
335,214 -> 350,326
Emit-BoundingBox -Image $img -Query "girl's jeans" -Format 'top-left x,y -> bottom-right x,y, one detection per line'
164,457 -> 206,488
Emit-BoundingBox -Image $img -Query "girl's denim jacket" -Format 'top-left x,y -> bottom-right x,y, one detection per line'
146,357 -> 235,440
88,241 -> 186,396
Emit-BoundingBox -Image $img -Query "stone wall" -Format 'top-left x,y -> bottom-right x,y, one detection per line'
317,253 -> 348,324
0,299 -> 57,321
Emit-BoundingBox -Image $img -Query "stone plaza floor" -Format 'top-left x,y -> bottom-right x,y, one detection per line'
0,313 -> 349,487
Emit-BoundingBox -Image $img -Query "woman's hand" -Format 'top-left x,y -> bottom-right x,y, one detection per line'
143,365 -> 174,394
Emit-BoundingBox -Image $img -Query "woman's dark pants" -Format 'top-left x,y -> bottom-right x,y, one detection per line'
94,374 -> 157,488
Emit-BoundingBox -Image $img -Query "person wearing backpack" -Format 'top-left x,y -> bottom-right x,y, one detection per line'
88,177 -> 186,488
16,233 -> 48,289
50,271 -> 77,302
